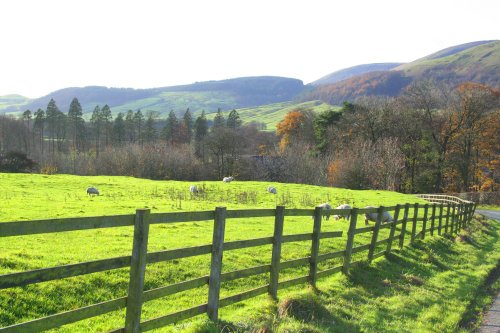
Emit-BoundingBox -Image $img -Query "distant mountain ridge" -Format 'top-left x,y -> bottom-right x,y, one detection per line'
1,40 -> 498,116
310,63 -> 403,86
303,40 -> 500,104
0,76 -> 304,116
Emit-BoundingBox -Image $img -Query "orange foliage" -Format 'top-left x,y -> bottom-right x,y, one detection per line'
327,160 -> 345,186
276,110 -> 306,151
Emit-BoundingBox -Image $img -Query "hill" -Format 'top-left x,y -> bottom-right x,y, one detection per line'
0,76 -> 304,116
208,100 -> 339,131
303,40 -> 500,104
310,63 -> 403,86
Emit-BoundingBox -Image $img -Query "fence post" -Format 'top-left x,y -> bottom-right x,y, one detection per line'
386,205 -> 400,253
430,204 -> 437,237
421,204 -> 429,240
444,203 -> 451,234
411,203 -> 419,243
342,208 -> 358,275
450,204 -> 457,234
399,203 -> 410,248
458,204 -> 465,231
207,207 -> 226,322
269,206 -> 285,300
309,206 -> 323,287
437,204 -> 444,235
124,209 -> 151,333
455,204 -> 462,233
368,206 -> 384,263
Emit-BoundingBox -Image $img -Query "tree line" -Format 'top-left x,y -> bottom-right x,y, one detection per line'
0,80 -> 498,193
275,81 -> 499,193
0,99 -> 275,181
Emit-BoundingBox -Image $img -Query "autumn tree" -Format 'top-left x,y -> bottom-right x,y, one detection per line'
276,109 -> 315,151
447,83 -> 500,191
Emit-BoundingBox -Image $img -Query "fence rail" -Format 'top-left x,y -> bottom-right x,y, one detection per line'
0,197 -> 476,333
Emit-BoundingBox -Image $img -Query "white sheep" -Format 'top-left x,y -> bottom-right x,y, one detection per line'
364,206 -> 393,225
317,203 -> 332,220
189,185 -> 198,194
334,204 -> 352,221
86,186 -> 99,196
223,176 -> 234,183
267,186 -> 277,194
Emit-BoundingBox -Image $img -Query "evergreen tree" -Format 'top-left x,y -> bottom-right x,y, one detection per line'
22,109 -> 32,129
125,110 -> 135,143
45,99 -> 60,153
90,105 -> 102,156
143,112 -> 157,143
212,108 -> 225,130
194,110 -> 208,159
226,109 -> 242,129
101,104 -> 113,147
33,109 -> 45,156
113,112 -> 126,145
162,110 -> 178,143
134,109 -> 144,145
183,108 -> 193,143
68,97 -> 85,151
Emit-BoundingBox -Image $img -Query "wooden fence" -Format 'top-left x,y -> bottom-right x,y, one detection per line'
0,197 -> 476,333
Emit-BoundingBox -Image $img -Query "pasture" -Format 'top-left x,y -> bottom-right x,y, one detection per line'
0,173 -> 498,332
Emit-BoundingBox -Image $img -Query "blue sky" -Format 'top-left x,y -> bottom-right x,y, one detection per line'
0,0 -> 498,97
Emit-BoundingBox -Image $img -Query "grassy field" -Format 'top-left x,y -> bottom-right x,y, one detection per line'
0,173 -> 497,332
206,100 -> 339,131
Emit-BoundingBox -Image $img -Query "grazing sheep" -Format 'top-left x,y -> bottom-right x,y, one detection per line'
334,204 -> 352,221
364,206 -> 393,225
223,176 -> 234,183
267,186 -> 277,194
317,203 -> 332,220
189,185 -> 198,194
86,186 -> 99,196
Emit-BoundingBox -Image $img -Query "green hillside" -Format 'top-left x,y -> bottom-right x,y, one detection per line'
395,40 -> 500,80
207,100 -> 339,130
304,40 -> 500,105
0,77 -> 305,116
0,94 -> 31,112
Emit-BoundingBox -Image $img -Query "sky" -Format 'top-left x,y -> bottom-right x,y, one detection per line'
0,0 -> 498,98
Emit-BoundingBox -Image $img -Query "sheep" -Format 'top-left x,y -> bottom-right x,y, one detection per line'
364,206 -> 393,225
333,204 -> 352,221
189,185 -> 198,194
223,176 -> 234,183
317,203 -> 332,220
267,186 -> 277,194
86,186 -> 99,196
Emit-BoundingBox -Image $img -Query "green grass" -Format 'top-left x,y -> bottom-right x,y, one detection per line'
0,173 -> 496,332
194,215 -> 500,333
